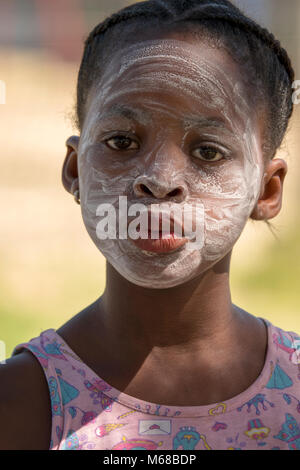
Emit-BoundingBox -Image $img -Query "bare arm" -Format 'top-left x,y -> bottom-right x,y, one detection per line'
0,350 -> 52,450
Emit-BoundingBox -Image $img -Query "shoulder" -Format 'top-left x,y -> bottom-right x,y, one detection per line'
0,349 -> 52,450
270,322 -> 300,365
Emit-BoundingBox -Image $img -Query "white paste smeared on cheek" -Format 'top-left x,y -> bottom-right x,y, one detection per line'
77,38 -> 264,288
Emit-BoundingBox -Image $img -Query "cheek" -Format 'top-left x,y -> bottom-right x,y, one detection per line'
188,160 -> 253,210
203,199 -> 249,259
79,146 -> 139,212
187,163 -> 257,255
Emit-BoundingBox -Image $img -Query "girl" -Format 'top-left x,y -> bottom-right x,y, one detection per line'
2,0 -> 300,451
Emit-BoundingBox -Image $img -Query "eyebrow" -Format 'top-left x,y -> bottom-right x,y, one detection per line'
100,104 -> 231,131
100,104 -> 152,126
182,115 -> 229,131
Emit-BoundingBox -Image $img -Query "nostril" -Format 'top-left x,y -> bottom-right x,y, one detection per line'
134,178 -> 187,200
168,188 -> 182,198
140,184 -> 153,196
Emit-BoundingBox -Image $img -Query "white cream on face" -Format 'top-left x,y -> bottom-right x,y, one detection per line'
78,38 -> 264,288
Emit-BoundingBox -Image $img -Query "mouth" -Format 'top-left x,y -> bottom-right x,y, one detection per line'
130,233 -> 188,254
127,209 -> 189,254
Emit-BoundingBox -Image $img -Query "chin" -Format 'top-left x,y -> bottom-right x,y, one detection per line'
107,249 -> 213,290
113,267 -> 201,289
88,229 -> 232,289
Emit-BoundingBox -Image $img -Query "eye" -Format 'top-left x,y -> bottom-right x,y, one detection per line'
191,145 -> 226,162
104,134 -> 139,151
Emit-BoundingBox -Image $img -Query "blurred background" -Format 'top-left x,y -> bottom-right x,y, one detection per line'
1,0 -> 300,358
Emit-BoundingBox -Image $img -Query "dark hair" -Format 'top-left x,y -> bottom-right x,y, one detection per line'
76,0 -> 295,160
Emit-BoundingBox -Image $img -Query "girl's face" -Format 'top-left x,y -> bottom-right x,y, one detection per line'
77,36 -> 264,289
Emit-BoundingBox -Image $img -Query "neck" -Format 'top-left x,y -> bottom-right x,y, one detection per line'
100,252 -> 238,352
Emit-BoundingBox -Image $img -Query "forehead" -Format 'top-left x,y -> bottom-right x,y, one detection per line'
86,37 -> 251,122
84,39 -> 261,156
109,36 -> 241,83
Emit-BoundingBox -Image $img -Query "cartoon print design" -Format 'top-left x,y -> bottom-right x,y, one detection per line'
81,410 -> 97,425
281,393 -> 300,413
84,378 -> 115,411
56,425 -> 63,442
24,344 -> 50,368
226,433 -> 246,450
71,366 -> 86,378
95,423 -> 127,438
237,394 -> 275,416
117,410 -> 138,419
61,430 -> 96,450
273,413 -> 300,450
79,441 -> 96,449
139,420 -> 171,435
244,419 -> 270,446
173,426 -> 212,450
266,361 -> 293,389
134,403 -> 181,417
111,436 -> 163,450
48,376 -> 63,417
291,338 -> 300,365
25,335 -> 70,369
55,368 -> 79,405
273,330 -> 300,365
62,430 -> 80,450
41,338 -> 69,362
50,433 -> 63,449
212,422 -> 227,432
67,406 -> 97,425
208,403 -> 227,416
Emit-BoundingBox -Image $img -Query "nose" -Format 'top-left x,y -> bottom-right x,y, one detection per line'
133,175 -> 188,202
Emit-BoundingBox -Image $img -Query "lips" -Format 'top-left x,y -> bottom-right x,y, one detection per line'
130,233 -> 188,254
127,208 -> 188,254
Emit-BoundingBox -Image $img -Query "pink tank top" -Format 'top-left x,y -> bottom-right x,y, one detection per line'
11,318 -> 300,450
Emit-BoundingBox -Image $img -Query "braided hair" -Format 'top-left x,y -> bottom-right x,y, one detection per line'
76,0 -> 295,159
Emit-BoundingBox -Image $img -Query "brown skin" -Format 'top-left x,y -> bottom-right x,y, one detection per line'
0,32 -> 288,450
59,34 -> 287,406
59,138 -> 286,405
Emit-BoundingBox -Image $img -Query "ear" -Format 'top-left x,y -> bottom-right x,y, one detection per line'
250,158 -> 288,221
62,136 -> 80,196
